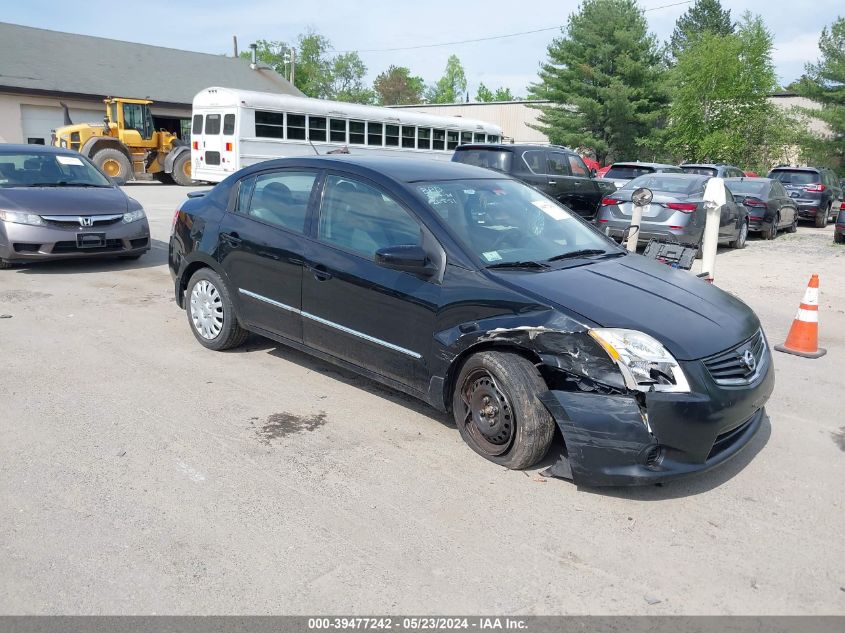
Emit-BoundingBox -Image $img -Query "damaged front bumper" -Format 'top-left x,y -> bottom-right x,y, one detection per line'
538,355 -> 774,487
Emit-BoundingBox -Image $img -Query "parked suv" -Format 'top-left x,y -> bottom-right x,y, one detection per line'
680,163 -> 745,179
767,166 -> 843,228
603,162 -> 683,189
452,144 -> 606,219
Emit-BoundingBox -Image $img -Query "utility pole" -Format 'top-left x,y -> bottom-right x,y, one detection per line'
289,47 -> 296,86
233,35 -> 238,58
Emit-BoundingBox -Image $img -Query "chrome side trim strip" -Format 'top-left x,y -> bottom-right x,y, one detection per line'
238,288 -> 299,313
237,288 -> 421,359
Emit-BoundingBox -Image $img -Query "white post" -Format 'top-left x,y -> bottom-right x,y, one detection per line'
626,187 -> 653,252
701,177 -> 726,282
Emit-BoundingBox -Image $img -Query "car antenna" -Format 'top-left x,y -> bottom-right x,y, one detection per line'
307,138 -> 320,156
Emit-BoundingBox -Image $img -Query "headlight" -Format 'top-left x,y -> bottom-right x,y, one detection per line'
589,328 -> 690,393
123,208 -> 146,223
0,209 -> 45,226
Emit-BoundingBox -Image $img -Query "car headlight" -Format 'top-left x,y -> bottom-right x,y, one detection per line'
123,208 -> 146,223
0,209 -> 45,226
588,328 -> 690,393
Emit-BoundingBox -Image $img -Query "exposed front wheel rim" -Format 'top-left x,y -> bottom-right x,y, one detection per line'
459,369 -> 515,456
189,279 -> 224,340
738,222 -> 748,245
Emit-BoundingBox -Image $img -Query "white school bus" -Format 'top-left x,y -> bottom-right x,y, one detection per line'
191,86 -> 503,183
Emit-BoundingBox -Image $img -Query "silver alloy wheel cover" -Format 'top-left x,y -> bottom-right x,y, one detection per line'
739,221 -> 748,245
190,279 -> 224,340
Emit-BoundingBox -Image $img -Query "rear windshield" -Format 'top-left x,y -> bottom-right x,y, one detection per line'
0,152 -> 112,188
725,180 -> 768,196
605,165 -> 655,179
681,166 -> 718,176
452,149 -> 512,173
769,170 -> 820,185
623,174 -> 707,195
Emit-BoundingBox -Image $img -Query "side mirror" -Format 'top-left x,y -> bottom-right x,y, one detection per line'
375,244 -> 435,276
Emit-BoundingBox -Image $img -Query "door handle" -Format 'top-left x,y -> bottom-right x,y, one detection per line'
307,264 -> 333,281
548,181 -> 557,186
220,231 -> 242,246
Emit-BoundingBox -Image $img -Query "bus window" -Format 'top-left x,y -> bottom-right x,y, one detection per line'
447,131 -> 459,150
368,122 -> 383,146
309,116 -> 327,142
473,132 -> 485,143
192,115 -> 203,135
401,126 -> 415,148
205,114 -> 221,135
255,111 -> 284,139
287,114 -> 306,140
433,129 -> 445,150
223,114 -> 235,135
350,121 -> 365,145
386,125 -> 399,147
488,135 -> 500,144
417,127 -> 431,150
330,119 -> 347,142
461,131 -> 473,145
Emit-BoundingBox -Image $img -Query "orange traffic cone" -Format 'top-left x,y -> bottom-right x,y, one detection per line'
774,274 -> 827,358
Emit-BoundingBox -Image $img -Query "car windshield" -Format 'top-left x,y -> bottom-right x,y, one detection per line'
769,170 -> 819,186
622,174 -> 706,195
681,166 -> 718,176
726,180 -> 768,196
0,152 -> 112,188
414,178 -> 618,266
604,165 -> 656,180
452,149 -> 512,174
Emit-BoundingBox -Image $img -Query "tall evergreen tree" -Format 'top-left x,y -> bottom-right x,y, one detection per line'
528,0 -> 667,163
669,0 -> 734,60
795,17 -> 845,169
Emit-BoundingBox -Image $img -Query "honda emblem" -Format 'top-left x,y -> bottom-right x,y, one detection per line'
79,216 -> 94,227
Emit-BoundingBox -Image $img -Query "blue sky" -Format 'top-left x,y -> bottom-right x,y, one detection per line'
3,0 -> 840,96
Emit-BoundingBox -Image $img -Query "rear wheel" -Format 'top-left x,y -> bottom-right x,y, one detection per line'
171,152 -> 194,187
93,148 -> 132,185
814,206 -> 828,228
762,215 -> 778,240
452,351 -> 555,470
730,220 -> 748,249
786,213 -> 798,233
185,268 -> 248,351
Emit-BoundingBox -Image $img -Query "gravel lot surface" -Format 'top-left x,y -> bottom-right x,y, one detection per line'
1,184 -> 843,615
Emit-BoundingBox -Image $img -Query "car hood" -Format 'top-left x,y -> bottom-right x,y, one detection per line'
0,187 -> 128,215
492,255 -> 759,360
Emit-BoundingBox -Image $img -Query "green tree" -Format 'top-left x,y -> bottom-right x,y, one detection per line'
295,30 -> 334,99
330,52 -> 375,103
373,65 -> 425,105
666,13 -> 797,170
426,55 -> 467,104
794,17 -> 845,170
669,0 -> 734,61
528,0 -> 667,164
240,39 -> 291,77
476,84 -> 517,101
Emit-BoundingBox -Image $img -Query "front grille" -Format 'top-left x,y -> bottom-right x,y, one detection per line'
52,239 -> 124,253
41,214 -> 123,229
703,330 -> 766,386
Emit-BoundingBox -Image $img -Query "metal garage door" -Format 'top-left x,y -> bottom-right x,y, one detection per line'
20,104 -> 104,146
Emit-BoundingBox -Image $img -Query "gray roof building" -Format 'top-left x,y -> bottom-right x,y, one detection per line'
0,22 -> 300,145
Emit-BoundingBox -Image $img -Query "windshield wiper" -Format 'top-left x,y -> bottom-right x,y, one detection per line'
486,260 -> 550,270
545,249 -> 611,262
28,182 -> 111,188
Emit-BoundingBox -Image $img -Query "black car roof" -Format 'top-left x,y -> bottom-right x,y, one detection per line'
682,163 -> 740,168
610,162 -> 678,169
724,177 -> 772,182
456,143 -> 576,154
769,166 -> 821,171
0,143 -> 79,156
239,155 -> 504,183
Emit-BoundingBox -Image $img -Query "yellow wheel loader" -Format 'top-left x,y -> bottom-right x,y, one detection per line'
52,97 -> 194,186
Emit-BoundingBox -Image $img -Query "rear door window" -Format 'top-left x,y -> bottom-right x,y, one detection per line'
452,149 -> 512,173
568,154 -> 589,177
521,150 -> 546,174
245,170 -> 317,234
192,115 -> 203,135
547,152 -> 571,176
205,114 -> 221,135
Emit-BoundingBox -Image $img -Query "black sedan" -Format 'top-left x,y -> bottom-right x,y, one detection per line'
169,156 -> 773,487
725,177 -> 798,239
0,144 -> 150,268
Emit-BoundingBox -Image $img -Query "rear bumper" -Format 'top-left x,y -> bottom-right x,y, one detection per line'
539,346 -> 774,487
598,220 -> 702,246
0,219 -> 150,263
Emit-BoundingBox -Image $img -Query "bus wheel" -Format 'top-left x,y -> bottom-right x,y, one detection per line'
171,152 -> 194,186
94,149 -> 132,185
